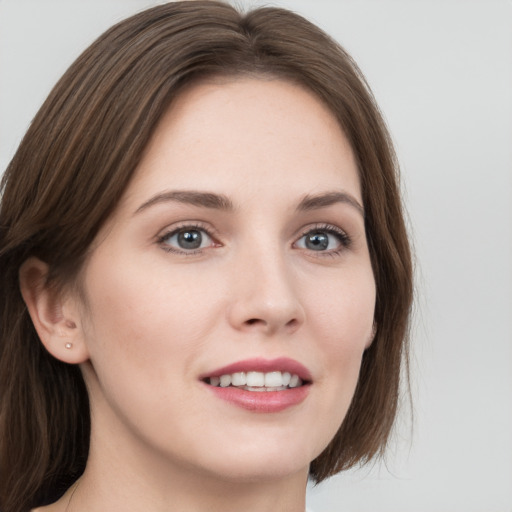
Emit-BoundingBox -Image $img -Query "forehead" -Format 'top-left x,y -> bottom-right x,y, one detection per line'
122,77 -> 361,211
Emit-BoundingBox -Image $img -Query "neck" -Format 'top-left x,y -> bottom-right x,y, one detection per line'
75,474 -> 307,512
55,408 -> 309,512
66,458 -> 308,512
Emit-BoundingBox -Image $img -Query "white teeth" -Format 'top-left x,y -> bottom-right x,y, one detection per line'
264,371 -> 282,387
289,374 -> 301,388
239,386 -> 288,392
219,374 -> 232,387
208,370 -> 304,390
246,371 -> 265,387
231,372 -> 247,386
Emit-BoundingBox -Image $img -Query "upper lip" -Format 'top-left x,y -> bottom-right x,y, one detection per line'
201,357 -> 312,382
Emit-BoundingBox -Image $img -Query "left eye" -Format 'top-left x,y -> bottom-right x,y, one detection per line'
161,227 -> 213,251
295,229 -> 346,252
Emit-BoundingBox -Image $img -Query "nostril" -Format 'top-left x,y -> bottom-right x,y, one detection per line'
246,318 -> 264,326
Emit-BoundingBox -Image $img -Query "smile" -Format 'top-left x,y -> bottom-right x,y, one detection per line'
206,371 -> 304,391
201,358 -> 311,412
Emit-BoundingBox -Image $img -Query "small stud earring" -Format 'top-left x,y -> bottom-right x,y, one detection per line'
65,343 -> 73,349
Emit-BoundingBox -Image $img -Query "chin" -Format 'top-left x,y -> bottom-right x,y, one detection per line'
197,455 -> 311,485
172,427 -> 328,484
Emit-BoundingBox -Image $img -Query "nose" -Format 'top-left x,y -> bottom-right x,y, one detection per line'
226,246 -> 305,336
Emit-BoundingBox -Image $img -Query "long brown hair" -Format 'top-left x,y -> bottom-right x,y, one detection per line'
0,2 -> 413,511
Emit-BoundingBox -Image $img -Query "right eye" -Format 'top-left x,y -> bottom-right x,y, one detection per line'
158,225 -> 216,254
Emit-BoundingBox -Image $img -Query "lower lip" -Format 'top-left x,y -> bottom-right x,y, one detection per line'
204,384 -> 310,413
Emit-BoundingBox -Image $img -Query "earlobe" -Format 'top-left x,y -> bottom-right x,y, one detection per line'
19,257 -> 89,364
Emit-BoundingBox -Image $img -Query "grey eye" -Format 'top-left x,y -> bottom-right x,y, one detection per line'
295,228 -> 346,252
177,229 -> 203,249
304,232 -> 329,251
163,228 -> 213,251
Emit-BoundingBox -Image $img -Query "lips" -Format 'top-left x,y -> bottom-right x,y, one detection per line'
200,358 -> 311,412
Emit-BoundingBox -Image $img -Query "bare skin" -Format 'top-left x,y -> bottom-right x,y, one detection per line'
25,78 -> 375,512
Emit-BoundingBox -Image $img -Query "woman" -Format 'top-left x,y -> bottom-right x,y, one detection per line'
0,2 -> 412,511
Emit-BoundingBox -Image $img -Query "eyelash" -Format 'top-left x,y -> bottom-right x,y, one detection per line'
156,222 -> 218,255
156,222 -> 351,256
295,223 -> 352,257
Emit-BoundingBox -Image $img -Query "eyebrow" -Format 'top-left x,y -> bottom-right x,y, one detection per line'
296,191 -> 364,217
134,190 -> 234,215
134,189 -> 364,217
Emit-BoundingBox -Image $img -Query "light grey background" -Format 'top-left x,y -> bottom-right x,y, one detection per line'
1,1 -> 511,511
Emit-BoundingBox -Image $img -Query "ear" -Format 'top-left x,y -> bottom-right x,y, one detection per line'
19,257 -> 89,364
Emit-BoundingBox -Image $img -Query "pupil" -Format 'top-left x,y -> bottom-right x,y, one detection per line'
178,230 -> 202,249
306,232 -> 328,251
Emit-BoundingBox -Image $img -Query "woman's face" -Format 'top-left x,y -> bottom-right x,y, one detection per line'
76,78 -> 375,482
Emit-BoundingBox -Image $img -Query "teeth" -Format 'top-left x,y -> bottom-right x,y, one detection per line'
264,371 -> 282,387
289,374 -> 301,388
246,371 -> 265,387
231,372 -> 247,386
245,386 -> 287,392
208,371 -> 304,390
219,374 -> 231,387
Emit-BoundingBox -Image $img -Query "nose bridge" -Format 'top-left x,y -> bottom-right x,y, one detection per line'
228,237 -> 304,334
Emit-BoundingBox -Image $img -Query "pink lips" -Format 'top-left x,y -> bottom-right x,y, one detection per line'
201,357 -> 312,413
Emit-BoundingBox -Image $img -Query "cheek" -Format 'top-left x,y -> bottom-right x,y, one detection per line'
83,255 -> 216,348
303,265 -> 375,406
79,262 -> 183,386
78,255 -> 233,419
78,261 -> 218,440
305,264 -> 375,344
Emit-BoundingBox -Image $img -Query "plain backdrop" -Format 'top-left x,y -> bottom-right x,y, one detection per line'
1,1 -> 511,511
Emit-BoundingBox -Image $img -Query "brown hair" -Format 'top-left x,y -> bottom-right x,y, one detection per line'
0,2 -> 412,511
